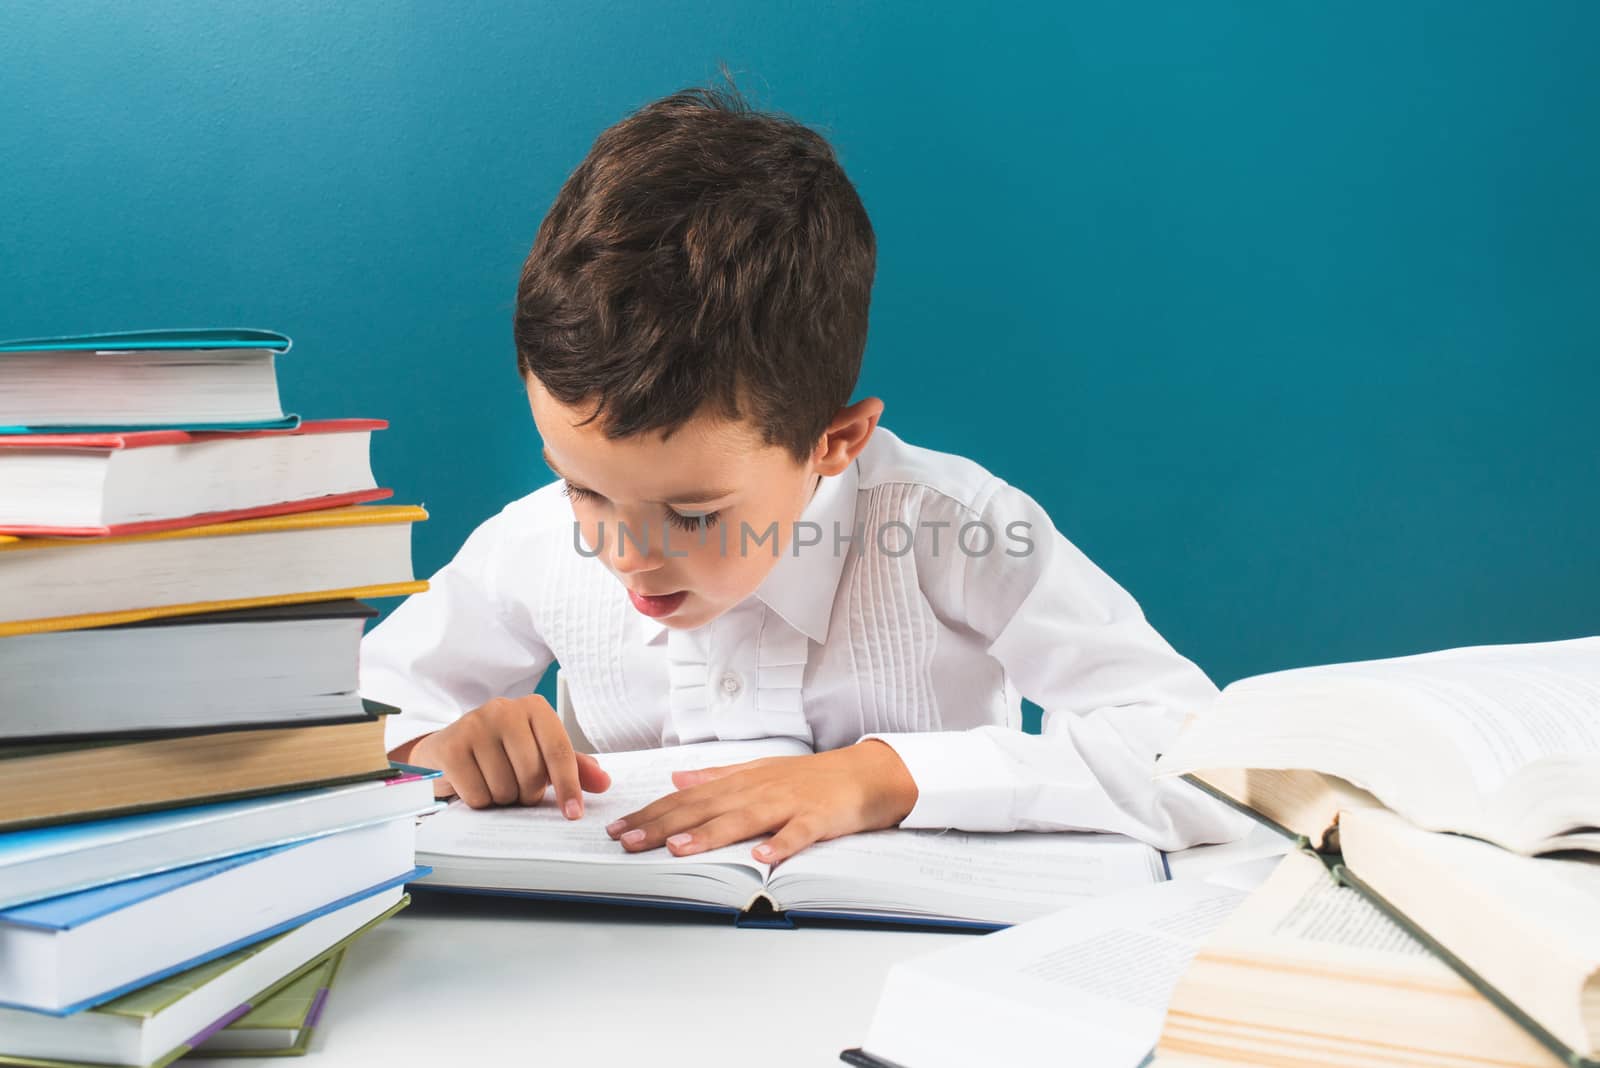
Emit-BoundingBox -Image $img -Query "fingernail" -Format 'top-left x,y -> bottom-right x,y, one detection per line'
667,833 -> 693,849
605,819 -> 626,836
753,844 -> 774,860
621,828 -> 646,846
564,799 -> 582,820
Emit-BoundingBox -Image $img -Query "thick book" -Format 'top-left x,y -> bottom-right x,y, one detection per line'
845,874 -> 1265,1068
0,329 -> 295,431
1155,635 -> 1600,856
193,949 -> 346,1057
0,890 -> 407,1068
0,504 -> 428,638
415,738 -> 1170,930
0,705 -> 400,832
1154,638 -> 1600,1067
0,418 -> 390,536
0,768 -> 440,910
0,816 -> 421,1016
1154,850 -> 1576,1068
1,600 -> 380,741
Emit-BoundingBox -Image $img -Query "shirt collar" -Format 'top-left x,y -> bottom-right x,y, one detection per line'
636,457 -> 860,646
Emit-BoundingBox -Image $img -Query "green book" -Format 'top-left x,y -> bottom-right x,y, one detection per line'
0,893 -> 407,1068
190,951 -> 346,1057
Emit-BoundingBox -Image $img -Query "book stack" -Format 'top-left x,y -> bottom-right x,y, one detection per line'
0,329 -> 439,1067
844,637 -> 1600,1068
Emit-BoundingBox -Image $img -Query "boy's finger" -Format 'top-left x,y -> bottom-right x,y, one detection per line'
526,700 -> 584,819
664,806 -> 782,857
616,798 -> 724,852
669,756 -> 775,789
670,762 -> 737,788
576,752 -> 612,794
608,786 -> 701,836
501,724 -> 550,806
451,752 -> 495,809
472,740 -> 522,806
752,815 -> 825,865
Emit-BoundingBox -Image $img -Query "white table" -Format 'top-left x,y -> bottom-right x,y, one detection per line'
197,891 -> 955,1068
193,827 -> 1287,1068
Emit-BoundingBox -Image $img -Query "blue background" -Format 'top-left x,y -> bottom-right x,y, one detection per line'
4,3 -> 1596,710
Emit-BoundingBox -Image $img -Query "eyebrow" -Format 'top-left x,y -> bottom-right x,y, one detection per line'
541,449 -> 736,506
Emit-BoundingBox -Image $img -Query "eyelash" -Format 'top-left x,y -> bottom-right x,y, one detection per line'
561,481 -> 721,532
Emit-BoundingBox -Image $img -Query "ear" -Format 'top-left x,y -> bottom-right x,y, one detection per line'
812,397 -> 884,476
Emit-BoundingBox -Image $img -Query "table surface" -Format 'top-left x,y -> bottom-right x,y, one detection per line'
189,827 -> 1289,1068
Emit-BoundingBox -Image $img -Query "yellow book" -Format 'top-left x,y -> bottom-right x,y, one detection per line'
0,505 -> 427,638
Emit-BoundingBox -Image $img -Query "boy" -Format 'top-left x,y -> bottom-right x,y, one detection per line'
361,84 -> 1246,866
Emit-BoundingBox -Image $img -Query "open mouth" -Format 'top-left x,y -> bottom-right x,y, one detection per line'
627,589 -> 688,618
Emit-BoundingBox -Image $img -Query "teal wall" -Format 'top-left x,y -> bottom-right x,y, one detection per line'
4,3 -> 1596,698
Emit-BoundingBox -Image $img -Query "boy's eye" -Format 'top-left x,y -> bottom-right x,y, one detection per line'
667,508 -> 721,532
561,481 -> 598,503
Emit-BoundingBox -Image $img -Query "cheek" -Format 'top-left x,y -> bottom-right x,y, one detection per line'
674,520 -> 788,598
568,500 -> 607,552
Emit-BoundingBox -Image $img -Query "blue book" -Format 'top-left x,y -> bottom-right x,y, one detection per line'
0,815 -> 423,1016
0,329 -> 298,432
0,767 -> 440,910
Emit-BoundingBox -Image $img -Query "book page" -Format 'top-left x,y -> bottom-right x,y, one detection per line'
1215,851 -> 1434,968
863,880 -> 1248,1068
772,828 -> 1166,922
415,737 -> 810,869
1322,646 -> 1600,794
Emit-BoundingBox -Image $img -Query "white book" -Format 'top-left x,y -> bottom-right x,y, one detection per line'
0,419 -> 383,535
1156,636 -> 1600,855
0,332 -> 287,428
0,504 -> 423,634
0,600 -> 376,739
416,738 -> 1169,928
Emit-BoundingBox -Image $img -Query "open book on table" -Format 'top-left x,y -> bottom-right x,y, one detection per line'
1154,850 -> 1575,1068
414,738 -> 1170,930
1155,636 -> 1600,1067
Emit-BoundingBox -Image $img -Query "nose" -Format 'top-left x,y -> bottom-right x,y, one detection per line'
608,519 -> 665,575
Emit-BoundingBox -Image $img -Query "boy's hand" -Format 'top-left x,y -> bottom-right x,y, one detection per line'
402,695 -> 611,818
603,740 -> 918,864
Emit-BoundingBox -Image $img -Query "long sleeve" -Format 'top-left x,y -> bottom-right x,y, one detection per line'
359,507 -> 555,753
865,480 -> 1251,851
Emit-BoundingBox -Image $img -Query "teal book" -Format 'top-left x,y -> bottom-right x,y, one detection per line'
0,329 -> 298,432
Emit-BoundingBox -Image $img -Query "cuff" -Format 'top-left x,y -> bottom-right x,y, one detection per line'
862,730 -> 1018,832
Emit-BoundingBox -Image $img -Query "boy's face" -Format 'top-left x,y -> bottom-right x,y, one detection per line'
527,378 -> 844,631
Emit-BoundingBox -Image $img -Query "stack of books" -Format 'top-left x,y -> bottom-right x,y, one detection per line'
0,329 -> 438,1067
844,636 -> 1600,1068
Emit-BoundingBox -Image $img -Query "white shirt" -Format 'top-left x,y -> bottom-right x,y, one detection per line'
359,426 -> 1248,850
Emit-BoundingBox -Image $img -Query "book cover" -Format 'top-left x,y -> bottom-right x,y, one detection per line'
0,329 -> 291,353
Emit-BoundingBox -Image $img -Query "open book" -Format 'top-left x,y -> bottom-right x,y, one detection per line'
1155,636 -> 1600,855
1155,637 -> 1600,1067
414,738 -> 1169,929
1156,850 -> 1571,1068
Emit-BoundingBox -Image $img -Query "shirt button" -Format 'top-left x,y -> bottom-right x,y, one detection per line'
719,672 -> 743,698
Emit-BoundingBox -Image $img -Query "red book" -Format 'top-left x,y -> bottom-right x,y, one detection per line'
0,419 -> 392,536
